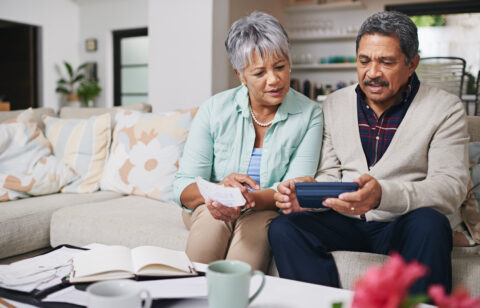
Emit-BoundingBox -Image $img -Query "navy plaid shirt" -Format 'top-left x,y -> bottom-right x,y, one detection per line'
356,73 -> 420,168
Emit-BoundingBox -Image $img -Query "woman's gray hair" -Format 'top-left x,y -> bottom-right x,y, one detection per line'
356,11 -> 418,65
225,11 -> 290,74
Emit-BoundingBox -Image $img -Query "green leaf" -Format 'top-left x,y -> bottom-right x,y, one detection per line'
55,86 -> 69,94
77,63 -> 88,72
76,79 -> 102,102
64,61 -> 74,78
400,294 -> 430,308
57,78 -> 67,84
73,74 -> 85,83
331,302 -> 343,308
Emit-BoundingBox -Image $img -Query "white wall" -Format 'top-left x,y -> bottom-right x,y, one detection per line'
77,0 -> 148,108
0,0 -> 80,111
148,0 -> 230,112
212,0 -> 231,95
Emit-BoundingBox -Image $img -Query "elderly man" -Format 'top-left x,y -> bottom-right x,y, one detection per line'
268,11 -> 469,294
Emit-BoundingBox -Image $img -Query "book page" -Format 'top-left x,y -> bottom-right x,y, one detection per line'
131,246 -> 194,276
72,246 -> 134,279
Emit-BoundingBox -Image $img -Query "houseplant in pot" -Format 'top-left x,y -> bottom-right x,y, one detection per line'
55,61 -> 87,106
77,79 -> 102,107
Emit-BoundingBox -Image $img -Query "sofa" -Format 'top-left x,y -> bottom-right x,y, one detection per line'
1,104 -> 479,296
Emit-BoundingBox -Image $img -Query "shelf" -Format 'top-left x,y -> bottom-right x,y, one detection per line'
292,63 -> 357,70
285,1 -> 363,13
290,33 -> 357,42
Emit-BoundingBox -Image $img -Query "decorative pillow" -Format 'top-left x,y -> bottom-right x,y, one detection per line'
100,108 -> 198,201
0,109 -> 77,201
43,113 -> 111,193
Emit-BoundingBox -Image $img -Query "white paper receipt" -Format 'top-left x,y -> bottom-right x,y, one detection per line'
196,177 -> 246,207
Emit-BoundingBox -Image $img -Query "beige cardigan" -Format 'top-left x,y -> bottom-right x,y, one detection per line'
316,83 -> 469,222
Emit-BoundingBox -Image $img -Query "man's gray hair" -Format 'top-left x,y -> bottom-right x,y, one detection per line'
225,11 -> 290,74
356,11 -> 418,65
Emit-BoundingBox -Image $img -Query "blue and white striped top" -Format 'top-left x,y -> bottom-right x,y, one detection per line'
246,148 -> 262,188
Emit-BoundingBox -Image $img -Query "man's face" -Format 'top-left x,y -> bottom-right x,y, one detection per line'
357,33 -> 419,107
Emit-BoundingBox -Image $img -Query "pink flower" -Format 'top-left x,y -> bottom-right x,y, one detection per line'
351,253 -> 428,308
429,285 -> 480,308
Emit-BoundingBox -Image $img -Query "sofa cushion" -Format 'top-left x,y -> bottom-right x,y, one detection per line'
0,107 -> 55,133
50,195 -> 188,252
100,108 -> 197,201
0,110 -> 77,201
331,248 -> 480,296
43,113 -> 111,193
0,191 -> 123,259
59,102 -> 152,129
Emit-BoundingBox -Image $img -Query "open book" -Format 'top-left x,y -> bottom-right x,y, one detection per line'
70,245 -> 196,283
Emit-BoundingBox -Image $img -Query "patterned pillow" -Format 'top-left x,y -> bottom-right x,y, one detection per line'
0,110 -> 77,201
43,113 -> 111,193
100,108 -> 197,201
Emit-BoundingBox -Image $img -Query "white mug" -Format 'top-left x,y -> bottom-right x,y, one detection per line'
86,279 -> 152,308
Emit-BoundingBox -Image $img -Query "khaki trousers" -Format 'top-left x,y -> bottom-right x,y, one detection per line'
182,204 -> 279,272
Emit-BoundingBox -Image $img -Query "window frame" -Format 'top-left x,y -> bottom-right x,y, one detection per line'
385,1 -> 480,16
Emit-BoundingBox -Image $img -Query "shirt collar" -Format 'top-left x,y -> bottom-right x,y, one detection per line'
234,85 -> 301,123
355,72 -> 420,107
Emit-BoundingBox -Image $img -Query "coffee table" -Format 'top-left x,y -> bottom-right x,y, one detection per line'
2,260 -> 435,307
159,275 -> 353,308
158,263 -> 434,308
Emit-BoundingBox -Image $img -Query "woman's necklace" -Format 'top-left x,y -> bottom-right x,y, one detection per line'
249,105 -> 273,127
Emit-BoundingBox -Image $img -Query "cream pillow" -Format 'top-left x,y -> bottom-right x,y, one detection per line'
100,108 -> 197,201
0,110 -> 77,201
43,113 -> 111,193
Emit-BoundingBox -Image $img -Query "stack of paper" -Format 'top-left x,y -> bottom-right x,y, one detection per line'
0,247 -> 80,293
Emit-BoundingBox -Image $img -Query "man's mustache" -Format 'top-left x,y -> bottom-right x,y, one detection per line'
363,78 -> 389,87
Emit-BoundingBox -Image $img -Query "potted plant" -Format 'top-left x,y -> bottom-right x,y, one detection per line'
77,79 -> 102,107
55,61 -> 87,105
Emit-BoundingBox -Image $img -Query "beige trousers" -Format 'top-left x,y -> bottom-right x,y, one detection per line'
182,205 -> 279,272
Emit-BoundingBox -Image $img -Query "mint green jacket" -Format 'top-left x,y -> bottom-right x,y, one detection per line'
173,85 -> 323,209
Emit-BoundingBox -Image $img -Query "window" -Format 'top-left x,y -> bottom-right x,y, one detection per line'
386,1 -> 480,94
113,28 -> 148,106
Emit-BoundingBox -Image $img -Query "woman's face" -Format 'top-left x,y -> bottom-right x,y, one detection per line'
237,52 -> 290,108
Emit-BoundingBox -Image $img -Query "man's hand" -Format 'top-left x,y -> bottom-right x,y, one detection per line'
219,173 -> 258,209
206,199 -> 242,222
322,174 -> 381,215
274,176 -> 315,215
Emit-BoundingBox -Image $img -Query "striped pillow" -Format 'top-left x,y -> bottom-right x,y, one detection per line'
43,113 -> 111,193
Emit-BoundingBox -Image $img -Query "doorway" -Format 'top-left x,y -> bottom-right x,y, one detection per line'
0,19 -> 39,110
113,28 -> 148,107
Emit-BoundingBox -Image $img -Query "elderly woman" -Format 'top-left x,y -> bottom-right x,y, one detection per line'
173,12 -> 323,272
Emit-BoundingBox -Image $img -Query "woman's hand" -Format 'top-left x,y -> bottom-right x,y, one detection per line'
219,173 -> 258,209
206,199 -> 242,222
274,176 -> 315,214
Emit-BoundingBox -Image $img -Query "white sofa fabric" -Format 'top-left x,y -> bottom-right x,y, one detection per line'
0,105 -> 479,296
0,190 -> 123,259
